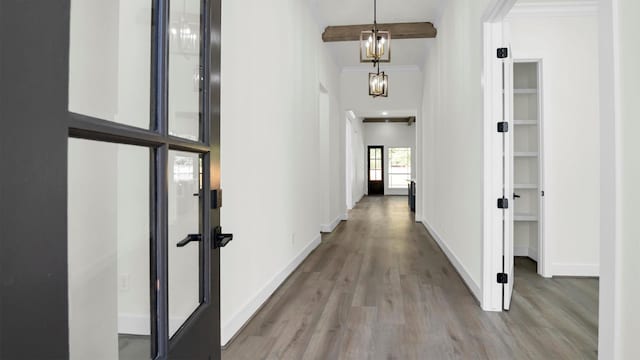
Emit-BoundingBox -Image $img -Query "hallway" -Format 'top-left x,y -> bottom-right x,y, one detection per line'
223,196 -> 598,359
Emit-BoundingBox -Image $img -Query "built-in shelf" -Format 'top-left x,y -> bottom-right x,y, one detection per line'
514,88 -> 538,94
514,213 -> 538,222
514,152 -> 538,158
514,184 -> 538,190
514,120 -> 538,126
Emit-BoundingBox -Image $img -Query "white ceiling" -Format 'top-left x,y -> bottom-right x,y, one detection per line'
313,0 -> 443,70
313,0 -> 444,27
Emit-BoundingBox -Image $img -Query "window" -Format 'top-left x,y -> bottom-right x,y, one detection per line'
389,147 -> 411,189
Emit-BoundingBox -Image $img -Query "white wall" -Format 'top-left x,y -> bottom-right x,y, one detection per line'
614,0 -> 640,357
347,112 -> 366,207
420,0 -> 494,298
219,0 -> 343,345
362,122 -> 416,196
507,13 -> 600,276
68,140 -> 150,359
340,68 -> 423,117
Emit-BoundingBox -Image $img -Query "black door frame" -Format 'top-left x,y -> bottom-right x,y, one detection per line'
367,145 -> 385,195
0,0 -> 221,358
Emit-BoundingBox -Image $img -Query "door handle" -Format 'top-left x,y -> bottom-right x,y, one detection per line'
213,226 -> 233,249
177,234 -> 202,247
513,193 -> 521,199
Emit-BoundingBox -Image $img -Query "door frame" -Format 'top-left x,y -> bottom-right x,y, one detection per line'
367,145 -> 385,195
480,0 -> 518,312
0,0 -> 222,358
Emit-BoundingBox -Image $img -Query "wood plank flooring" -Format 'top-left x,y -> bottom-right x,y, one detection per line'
223,196 -> 598,359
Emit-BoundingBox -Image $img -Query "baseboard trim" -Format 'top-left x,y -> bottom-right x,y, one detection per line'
421,219 -> 482,302
552,263 -> 599,277
340,212 -> 348,221
514,245 -> 530,257
514,246 -> 539,262
321,214 -> 344,233
221,233 -> 321,346
118,314 -> 185,336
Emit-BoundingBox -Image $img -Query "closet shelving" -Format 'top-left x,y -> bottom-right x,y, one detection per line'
512,61 -> 542,260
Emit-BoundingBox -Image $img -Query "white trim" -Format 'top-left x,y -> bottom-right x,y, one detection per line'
481,20 -> 511,313
321,214 -> 344,233
341,65 -> 421,73
118,314 -> 186,337
340,212 -> 348,221
118,314 -> 150,335
483,0 -> 519,22
513,246 -> 539,262
528,246 -> 539,263
513,246 -> 530,257
221,234 -> 321,346
552,263 -> 599,277
421,219 -> 482,302
508,1 -> 598,18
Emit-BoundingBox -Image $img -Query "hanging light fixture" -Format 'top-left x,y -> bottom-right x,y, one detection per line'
360,0 -> 391,63
369,62 -> 388,98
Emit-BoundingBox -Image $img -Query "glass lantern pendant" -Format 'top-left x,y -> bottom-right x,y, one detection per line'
369,64 -> 388,98
360,30 -> 390,63
360,0 -> 390,63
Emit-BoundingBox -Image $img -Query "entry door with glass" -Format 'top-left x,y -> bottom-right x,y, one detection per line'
368,146 -> 384,195
0,0 -> 223,359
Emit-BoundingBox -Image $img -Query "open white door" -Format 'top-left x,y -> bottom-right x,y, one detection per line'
499,43 -> 515,310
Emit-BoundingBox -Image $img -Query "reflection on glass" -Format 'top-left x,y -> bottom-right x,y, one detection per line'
168,0 -> 202,140
168,151 -> 202,337
68,139 -> 151,360
68,0 -> 152,128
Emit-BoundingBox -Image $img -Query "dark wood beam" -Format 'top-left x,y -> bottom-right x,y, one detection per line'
322,22 -> 437,42
363,117 -> 416,124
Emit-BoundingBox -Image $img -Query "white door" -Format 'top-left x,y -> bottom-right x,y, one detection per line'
501,44 -> 515,310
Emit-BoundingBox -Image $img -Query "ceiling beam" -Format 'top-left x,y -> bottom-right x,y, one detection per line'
363,117 -> 416,124
322,22 -> 437,42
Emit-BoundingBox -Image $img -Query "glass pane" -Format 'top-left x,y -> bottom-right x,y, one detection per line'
68,0 -> 152,128
68,139 -> 151,360
168,0 -> 202,140
168,151 -> 202,337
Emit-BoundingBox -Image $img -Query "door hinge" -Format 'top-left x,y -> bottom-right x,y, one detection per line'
541,190 -> 545,197
497,197 -> 509,209
497,273 -> 509,284
497,122 -> 509,133
497,48 -> 508,59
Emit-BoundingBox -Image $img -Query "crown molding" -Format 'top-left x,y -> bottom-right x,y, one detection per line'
508,1 -> 598,18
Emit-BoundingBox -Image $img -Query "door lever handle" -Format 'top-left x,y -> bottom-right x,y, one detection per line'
177,234 -> 202,247
213,226 -> 233,249
513,193 -> 521,199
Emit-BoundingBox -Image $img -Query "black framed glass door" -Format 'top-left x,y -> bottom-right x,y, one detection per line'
0,0 -> 222,358
368,146 -> 384,195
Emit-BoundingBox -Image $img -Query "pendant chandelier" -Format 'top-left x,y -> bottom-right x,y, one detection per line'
360,0 -> 390,63
369,62 -> 388,98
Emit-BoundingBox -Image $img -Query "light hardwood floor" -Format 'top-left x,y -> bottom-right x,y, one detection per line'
223,196 -> 598,360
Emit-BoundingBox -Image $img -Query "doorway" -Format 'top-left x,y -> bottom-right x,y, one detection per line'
368,146 -> 384,195
0,0 -> 222,359
511,60 -> 545,278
